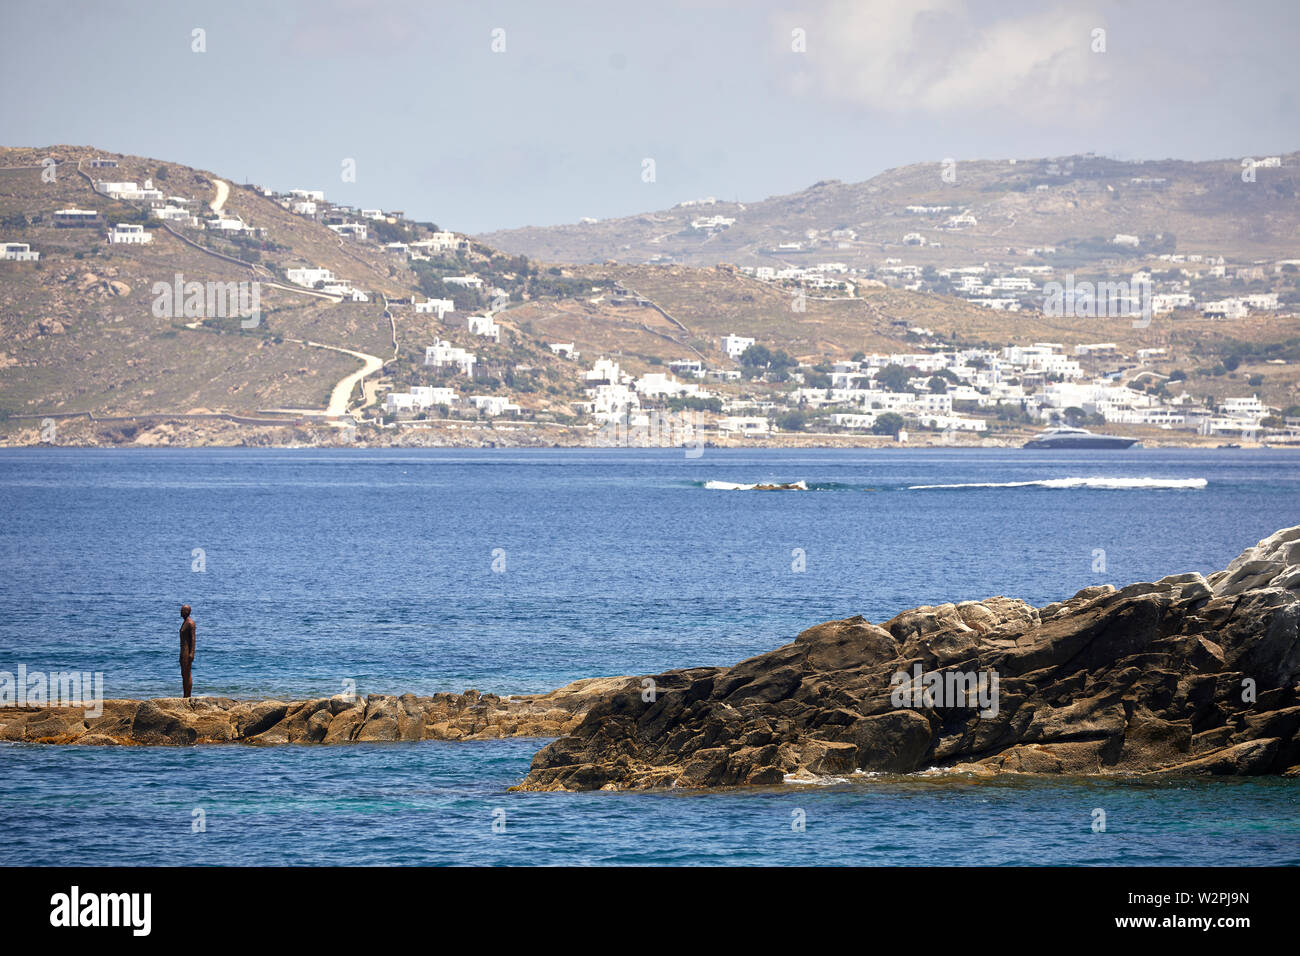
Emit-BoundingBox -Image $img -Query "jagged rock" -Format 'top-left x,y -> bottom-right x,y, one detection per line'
518,525 -> 1300,790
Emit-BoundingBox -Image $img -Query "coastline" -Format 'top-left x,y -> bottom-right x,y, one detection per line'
0,416 -> 1288,451
6,526 -> 1298,791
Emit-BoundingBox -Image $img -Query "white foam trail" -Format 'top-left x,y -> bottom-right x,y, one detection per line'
704,480 -> 809,491
908,476 -> 1207,490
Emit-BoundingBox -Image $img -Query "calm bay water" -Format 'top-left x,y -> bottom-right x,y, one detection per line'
1,447 -> 1298,865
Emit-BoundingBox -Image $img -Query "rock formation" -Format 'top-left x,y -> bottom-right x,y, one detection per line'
518,525 -> 1300,789
0,677 -> 638,746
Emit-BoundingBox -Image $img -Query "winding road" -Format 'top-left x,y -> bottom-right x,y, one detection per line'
209,178 -> 230,216
282,339 -> 385,418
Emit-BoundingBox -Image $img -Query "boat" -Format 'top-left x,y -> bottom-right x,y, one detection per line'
1023,426 -> 1139,449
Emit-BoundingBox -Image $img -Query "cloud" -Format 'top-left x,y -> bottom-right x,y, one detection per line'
789,0 -> 1109,116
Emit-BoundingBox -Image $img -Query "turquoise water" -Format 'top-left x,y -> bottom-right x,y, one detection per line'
1,447 -> 1298,865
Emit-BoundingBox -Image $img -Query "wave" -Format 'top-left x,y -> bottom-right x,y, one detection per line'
907,476 -> 1208,491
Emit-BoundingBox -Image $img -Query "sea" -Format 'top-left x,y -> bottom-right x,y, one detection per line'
1,446 -> 1297,865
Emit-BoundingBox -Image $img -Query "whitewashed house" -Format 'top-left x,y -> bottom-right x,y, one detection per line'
424,339 -> 476,376
467,314 -> 500,342
286,267 -> 336,288
109,223 -> 153,244
1,241 -> 40,261
410,386 -> 458,408
329,222 -> 368,240
721,334 -> 755,360
469,395 -> 521,417
414,297 -> 455,318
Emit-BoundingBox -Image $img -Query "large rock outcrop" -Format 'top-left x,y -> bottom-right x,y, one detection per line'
517,525 -> 1300,790
0,677 -> 638,746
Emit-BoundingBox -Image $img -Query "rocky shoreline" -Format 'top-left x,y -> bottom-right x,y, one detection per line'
518,525 -> 1300,790
5,527 -> 1299,792
0,677 -> 638,747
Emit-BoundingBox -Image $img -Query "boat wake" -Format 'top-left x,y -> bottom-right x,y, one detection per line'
694,476 -> 1207,492
908,476 -> 1208,491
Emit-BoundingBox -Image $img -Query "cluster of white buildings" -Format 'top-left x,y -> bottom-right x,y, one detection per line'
573,357 -> 716,425
739,263 -> 855,293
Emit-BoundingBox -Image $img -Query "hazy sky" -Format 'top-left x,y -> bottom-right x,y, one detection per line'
2,0 -> 1297,233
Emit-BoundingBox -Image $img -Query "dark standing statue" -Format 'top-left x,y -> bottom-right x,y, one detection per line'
179,604 -> 196,698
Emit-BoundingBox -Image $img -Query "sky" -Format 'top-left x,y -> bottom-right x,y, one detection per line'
2,0 -> 1298,234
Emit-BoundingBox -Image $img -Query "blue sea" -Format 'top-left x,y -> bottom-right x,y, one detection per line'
1,447 -> 1298,865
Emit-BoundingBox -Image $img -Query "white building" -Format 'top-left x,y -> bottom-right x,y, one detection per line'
831,413 -> 878,429
290,189 -> 325,202
635,372 -> 704,399
589,383 -> 640,420
414,297 -> 455,318
719,416 -> 770,436
721,334 -> 755,360
470,395 -> 521,417
467,314 -> 500,342
286,267 -> 336,288
412,232 -> 460,254
1,241 -> 39,261
109,223 -> 153,244
585,357 -> 629,385
549,343 -> 580,360
411,386 -> 458,408
54,208 -> 99,226
424,339 -> 476,376
152,205 -> 198,226
329,222 -> 368,240
1202,299 -> 1248,319
97,180 -> 163,202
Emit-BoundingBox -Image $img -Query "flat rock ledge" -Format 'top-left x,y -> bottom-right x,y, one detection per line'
517,525 -> 1300,790
0,677 -> 640,747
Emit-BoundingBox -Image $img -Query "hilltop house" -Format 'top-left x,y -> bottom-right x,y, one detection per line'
97,180 -> 163,202
467,314 -> 500,342
469,395 -> 521,417
424,339 -> 476,376
328,222 -> 368,240
1,241 -> 40,261
286,267 -> 336,289
414,297 -> 455,318
109,223 -> 153,244
54,208 -> 99,227
721,334 -> 755,360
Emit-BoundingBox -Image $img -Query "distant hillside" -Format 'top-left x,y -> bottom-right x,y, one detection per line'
477,152 -> 1300,269
0,145 -> 588,431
